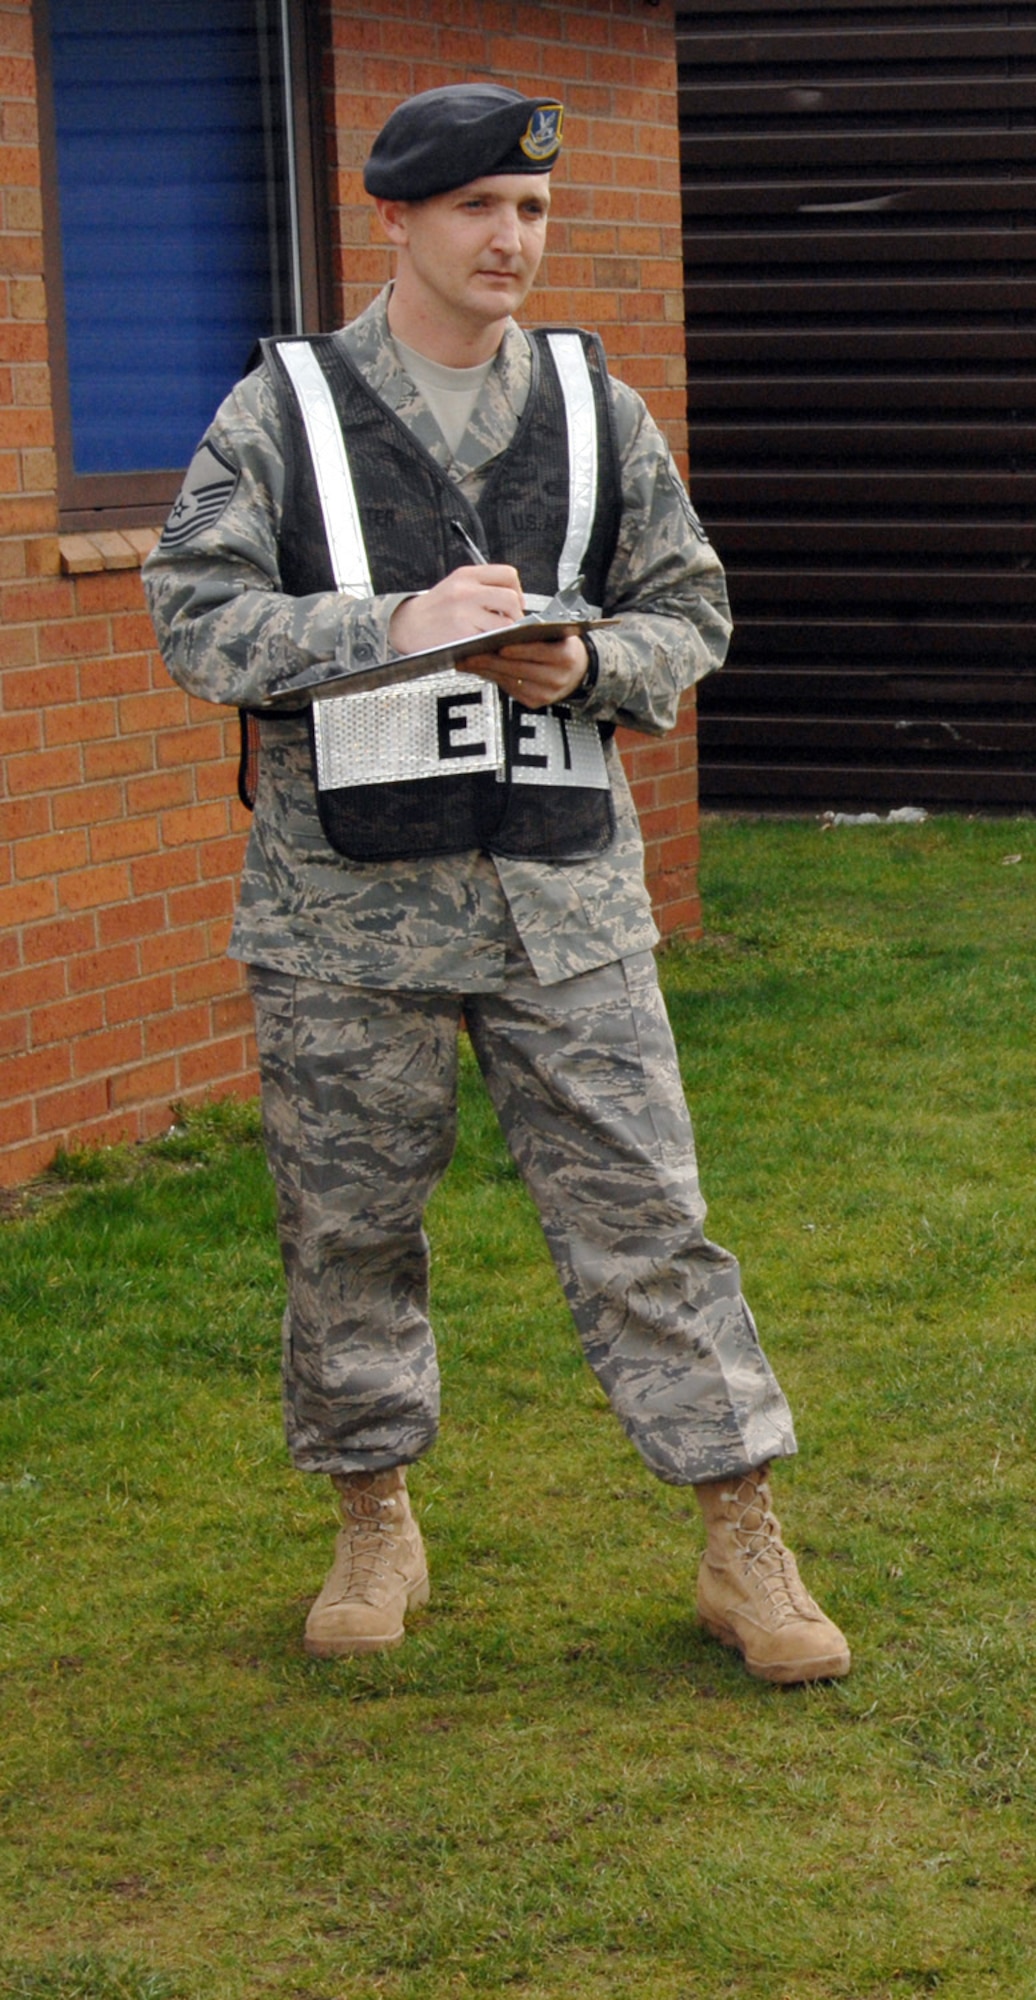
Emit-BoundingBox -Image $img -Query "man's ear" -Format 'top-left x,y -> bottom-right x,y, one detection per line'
374,197 -> 411,246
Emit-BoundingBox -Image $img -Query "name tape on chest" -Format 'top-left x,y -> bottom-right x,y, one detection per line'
312,675 -> 609,792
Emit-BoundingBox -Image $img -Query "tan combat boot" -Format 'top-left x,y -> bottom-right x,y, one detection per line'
304,1466 -> 430,1658
694,1464 -> 850,1684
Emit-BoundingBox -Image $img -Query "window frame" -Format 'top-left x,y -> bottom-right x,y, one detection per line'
35,0 -> 331,531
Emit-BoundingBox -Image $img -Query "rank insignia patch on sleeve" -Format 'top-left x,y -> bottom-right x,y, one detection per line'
159,439 -> 239,550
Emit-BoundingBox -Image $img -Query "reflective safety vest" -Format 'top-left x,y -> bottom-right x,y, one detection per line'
254,327 -> 622,863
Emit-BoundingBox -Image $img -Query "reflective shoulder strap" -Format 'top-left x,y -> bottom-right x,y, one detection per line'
275,340 -> 372,597
545,331 -> 599,592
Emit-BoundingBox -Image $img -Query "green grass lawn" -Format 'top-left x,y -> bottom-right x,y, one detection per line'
1,814 -> 1034,2000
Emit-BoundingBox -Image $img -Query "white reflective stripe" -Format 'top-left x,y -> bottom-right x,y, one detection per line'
546,332 -> 599,590
313,673 -> 503,790
277,342 -> 372,597
506,705 -> 610,790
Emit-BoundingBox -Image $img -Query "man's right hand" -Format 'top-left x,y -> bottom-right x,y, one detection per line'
388,563 -> 524,656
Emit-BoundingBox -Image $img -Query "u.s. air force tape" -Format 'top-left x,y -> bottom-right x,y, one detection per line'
311,676 -> 609,792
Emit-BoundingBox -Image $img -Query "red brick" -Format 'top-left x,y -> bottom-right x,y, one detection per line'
0,792 -> 49,841
108,1056 -> 177,1109
74,568 -> 149,614
35,1077 -> 110,1135
199,832 -> 249,881
13,363 -> 53,409
654,832 -> 698,873
0,711 -> 40,766
52,780 -> 124,830
79,652 -> 152,699
82,736 -> 155,781
89,816 -> 160,864
212,991 -> 254,1035
637,801 -> 687,844
130,848 -> 199,897
0,323 -> 48,364
96,894 -> 166,946
157,722 -> 227,768
58,861 -> 132,912
3,659 -> 78,708
0,501 -> 54,546
104,971 -> 174,1027
196,759 -> 239,803
0,876 -> 56,928
1,1042 -> 72,1100
67,941 -> 140,996
0,1091 -> 34,1147
31,991 -> 105,1046
0,1132 -> 55,1189
0,622 -> 37,668
0,400 -> 49,442
72,1021 -> 145,1078
20,910 -> 97,965
43,699 -> 118,747
138,924 -> 208,976
0,1006 -> 29,1055
0,959 -> 66,1015
144,1002 -> 211,1057
208,915 -> 234,956
125,770 -> 192,815
167,880 -> 234,928
111,611 -> 159,653
118,687 -> 188,734
653,892 -> 702,942
629,775 -> 658,811
178,1034 -> 249,1091
37,616 -> 112,662
627,739 -> 681,779
656,770 -> 697,811
0,53 -> 35,97
15,827 -> 89,879
173,956 -> 241,1006
6,266 -> 45,316
0,540 -> 28,583
161,801 -> 229,848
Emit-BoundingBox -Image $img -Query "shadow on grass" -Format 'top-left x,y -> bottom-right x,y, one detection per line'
237,1590 -> 836,1713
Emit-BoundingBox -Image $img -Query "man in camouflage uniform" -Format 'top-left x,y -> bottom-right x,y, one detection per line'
144,84 -> 850,1683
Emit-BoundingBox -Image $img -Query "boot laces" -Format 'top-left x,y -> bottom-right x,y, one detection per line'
338,1487 -> 401,1598
729,1479 -> 813,1622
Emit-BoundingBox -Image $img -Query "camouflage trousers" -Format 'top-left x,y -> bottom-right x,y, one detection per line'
247,942 -> 796,1486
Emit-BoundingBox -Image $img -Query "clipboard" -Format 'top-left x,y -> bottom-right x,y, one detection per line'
266,617 -> 617,707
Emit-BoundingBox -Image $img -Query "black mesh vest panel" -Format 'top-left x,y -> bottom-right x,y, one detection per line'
261,329 -> 621,862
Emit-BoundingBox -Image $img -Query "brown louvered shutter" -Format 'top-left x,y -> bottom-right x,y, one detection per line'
678,2 -> 1036,811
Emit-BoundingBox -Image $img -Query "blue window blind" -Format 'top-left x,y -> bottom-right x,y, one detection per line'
49,0 -> 296,475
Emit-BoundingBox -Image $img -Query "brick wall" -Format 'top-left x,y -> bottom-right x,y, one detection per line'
0,0 -> 699,1187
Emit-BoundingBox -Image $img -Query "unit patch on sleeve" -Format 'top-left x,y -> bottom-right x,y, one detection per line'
159,440 -> 239,551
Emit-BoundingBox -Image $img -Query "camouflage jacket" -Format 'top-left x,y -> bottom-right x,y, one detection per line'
143,288 -> 732,989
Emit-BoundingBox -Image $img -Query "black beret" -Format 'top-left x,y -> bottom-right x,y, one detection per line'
364,84 -> 564,201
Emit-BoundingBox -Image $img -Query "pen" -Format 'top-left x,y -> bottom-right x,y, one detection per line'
451,519 -> 489,566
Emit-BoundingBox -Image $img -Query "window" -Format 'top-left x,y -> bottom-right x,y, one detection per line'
36,0 -> 328,527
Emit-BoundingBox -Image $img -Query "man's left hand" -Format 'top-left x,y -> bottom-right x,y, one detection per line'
466,635 -> 589,709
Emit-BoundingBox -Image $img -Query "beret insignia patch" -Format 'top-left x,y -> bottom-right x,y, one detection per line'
160,439 -> 239,550
519,103 -> 563,162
